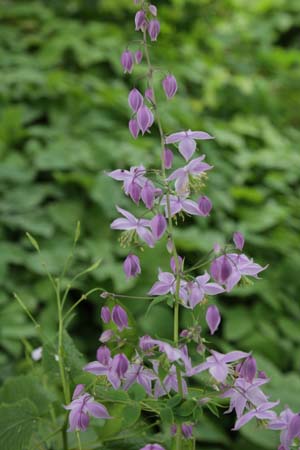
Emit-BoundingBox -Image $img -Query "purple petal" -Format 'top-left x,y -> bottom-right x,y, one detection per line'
179,138 -> 196,161
206,305 -> 221,335
86,401 -> 111,419
188,131 -> 214,140
165,131 -> 186,144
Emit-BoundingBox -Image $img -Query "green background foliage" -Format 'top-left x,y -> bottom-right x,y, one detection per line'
0,0 -> 300,448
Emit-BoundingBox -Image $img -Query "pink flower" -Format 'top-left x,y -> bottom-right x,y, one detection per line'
110,206 -> 155,247
184,272 -> 224,308
161,194 -> 205,217
165,129 -> 214,161
167,155 -> 212,194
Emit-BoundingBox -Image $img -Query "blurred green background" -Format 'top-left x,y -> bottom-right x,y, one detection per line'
0,0 -> 300,448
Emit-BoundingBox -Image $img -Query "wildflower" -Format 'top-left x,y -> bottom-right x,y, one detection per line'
233,232 -> 245,251
145,88 -> 154,102
100,306 -> 111,323
135,10 -> 146,30
148,19 -> 160,41
184,272 -> 224,309
188,350 -> 249,382
233,401 -> 279,430
111,206 -> 155,247
150,214 -> 167,240
108,166 -> 146,204
182,424 -> 193,439
123,254 -> 141,278
154,364 -> 188,397
141,180 -> 156,209
167,156 -> 212,194
139,336 -> 183,362
148,270 -> 187,302
123,363 -> 157,395
129,118 -> 140,138
135,50 -> 143,63
64,386 -> 110,432
269,408 -> 300,450
198,196 -> 212,216
99,329 -> 113,343
112,305 -> 129,331
238,356 -> 257,383
137,105 -> 154,134
121,50 -> 134,73
164,148 -> 173,169
206,305 -> 221,335
162,75 -> 177,99
149,4 -> 157,16
165,130 -> 214,161
128,88 -> 144,112
161,194 -> 204,217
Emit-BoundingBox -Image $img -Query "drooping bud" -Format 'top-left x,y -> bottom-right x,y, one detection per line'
72,384 -> 85,399
205,305 -> 221,335
149,4 -> 157,16
211,255 -> 232,284
112,353 -> 129,378
166,238 -> 173,254
123,254 -> 141,278
239,356 -> 257,383
233,231 -> 245,251
170,256 -> 184,273
135,10 -> 146,31
150,214 -> 167,240
137,105 -> 154,134
121,50 -> 134,73
148,19 -> 160,41
129,118 -> 140,139
198,196 -> 212,216
181,424 -> 193,439
112,305 -> 129,331
145,88 -> 154,102
135,50 -> 143,64
164,148 -> 173,169
128,88 -> 143,112
97,345 -> 111,365
101,306 -> 111,323
140,445 -> 166,450
162,75 -> 177,99
99,329 -> 114,343
141,180 -> 156,209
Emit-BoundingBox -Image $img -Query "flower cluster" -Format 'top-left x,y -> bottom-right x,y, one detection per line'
63,2 -> 300,449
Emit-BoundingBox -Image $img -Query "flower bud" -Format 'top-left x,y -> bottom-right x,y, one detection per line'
233,231 -> 245,251
135,50 -> 143,64
145,88 -> 154,102
198,196 -> 212,216
101,306 -> 111,323
121,50 -> 134,73
112,353 -> 129,378
166,238 -> 173,253
128,88 -> 143,112
149,4 -> 157,16
170,255 -> 184,273
135,10 -> 146,31
164,148 -> 173,169
137,105 -> 154,134
123,254 -> 141,279
239,356 -> 257,383
112,305 -> 129,331
162,75 -> 177,99
148,19 -> 160,41
150,214 -> 167,240
141,180 -> 156,209
72,384 -> 85,399
170,424 -> 177,436
99,329 -> 113,343
182,424 -> 193,439
205,305 -> 221,335
140,445 -> 166,450
129,118 -> 140,139
97,345 -> 111,365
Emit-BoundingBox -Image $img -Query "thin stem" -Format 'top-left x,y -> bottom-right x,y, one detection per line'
63,287 -> 103,321
76,431 -> 82,450
13,293 -> 40,328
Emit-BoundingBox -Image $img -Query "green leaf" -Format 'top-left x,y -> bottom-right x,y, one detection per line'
25,232 -> 40,252
160,407 -> 174,426
0,399 -> 38,450
175,400 -> 196,417
145,296 -> 168,318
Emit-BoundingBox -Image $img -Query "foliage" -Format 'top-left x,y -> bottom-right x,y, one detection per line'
0,0 -> 300,449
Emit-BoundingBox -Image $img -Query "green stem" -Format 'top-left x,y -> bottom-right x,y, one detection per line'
76,431 -> 82,450
13,292 -> 40,328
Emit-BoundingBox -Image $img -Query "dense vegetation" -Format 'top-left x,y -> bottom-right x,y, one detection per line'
0,0 -> 300,449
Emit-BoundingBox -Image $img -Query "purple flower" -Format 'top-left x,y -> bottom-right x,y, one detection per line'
139,336 -> 183,362
111,206 -> 155,247
141,180 -> 156,209
238,356 -> 257,383
164,148 -> 173,169
211,253 -> 267,292
149,4 -> 157,16
161,194 -> 204,217
99,329 -> 113,343
150,214 -> 167,240
137,105 -> 154,134
269,408 -> 300,450
154,363 -> 188,398
112,305 -> 129,331
221,377 -> 269,419
108,166 -> 146,204
101,306 -> 111,324
121,50 -> 134,73
123,363 -> 157,396
198,196 -> 212,216
140,445 -> 166,450
129,118 -> 140,138
182,424 -> 193,439
64,387 -> 110,432
165,129 -> 214,161
72,384 -> 85,399
189,350 -> 249,382
233,231 -> 245,251
167,156 -> 212,194
233,401 -> 279,430
145,88 -> 154,102
135,10 -> 146,30
148,19 -> 160,41
123,254 -> 141,278
135,50 -> 143,64
206,305 -> 221,335
128,88 -> 144,112
148,270 -> 187,302
184,272 -> 224,308
162,75 -> 177,99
